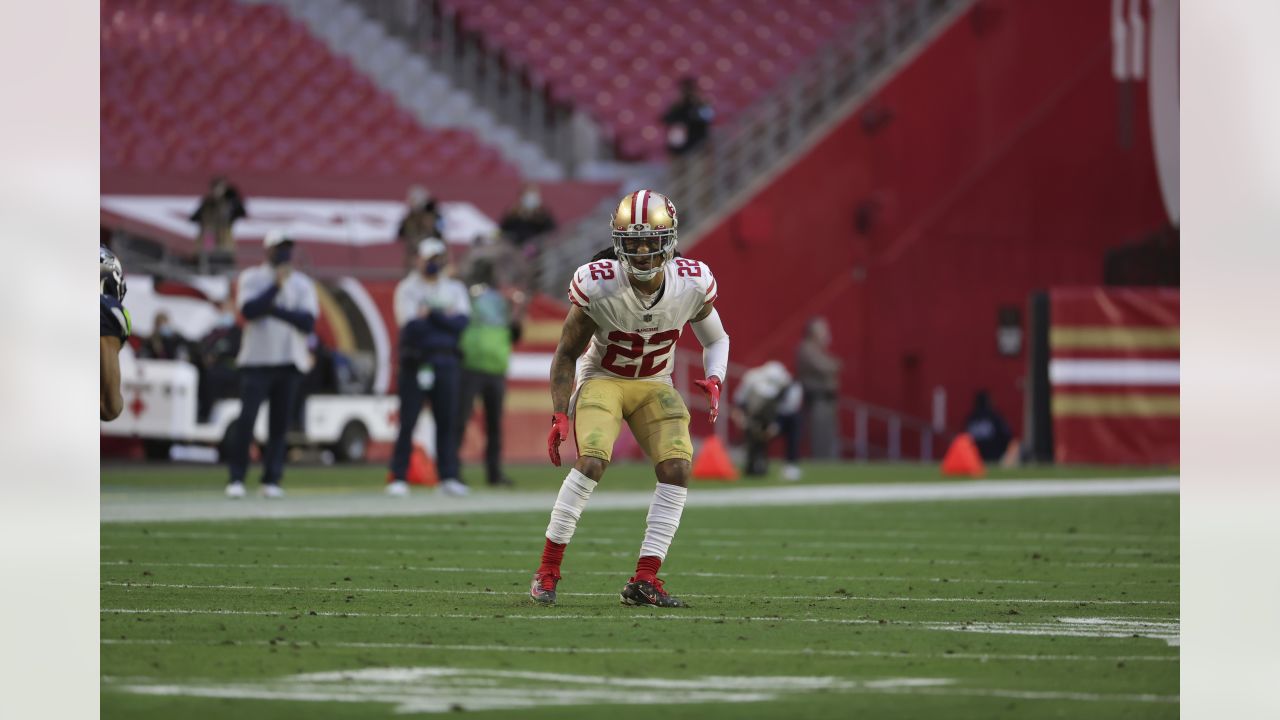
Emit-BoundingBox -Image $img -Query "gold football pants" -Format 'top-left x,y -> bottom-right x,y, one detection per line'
573,378 -> 693,464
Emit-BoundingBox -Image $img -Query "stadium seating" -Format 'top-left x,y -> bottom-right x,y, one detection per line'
440,0 -> 874,159
101,0 -> 519,178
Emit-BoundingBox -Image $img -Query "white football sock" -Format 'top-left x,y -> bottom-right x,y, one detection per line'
639,482 -> 688,560
545,468 -> 597,544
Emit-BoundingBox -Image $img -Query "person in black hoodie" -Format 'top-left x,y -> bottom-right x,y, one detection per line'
964,390 -> 1013,462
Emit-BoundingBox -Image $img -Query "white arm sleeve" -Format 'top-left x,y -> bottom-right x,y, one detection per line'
393,278 -> 416,328
691,308 -> 729,381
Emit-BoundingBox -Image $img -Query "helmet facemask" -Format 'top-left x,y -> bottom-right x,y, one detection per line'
612,229 -> 677,282
100,245 -> 127,301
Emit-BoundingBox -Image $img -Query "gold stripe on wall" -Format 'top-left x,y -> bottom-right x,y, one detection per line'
521,321 -> 564,345
315,283 -> 356,354
505,389 -> 553,413
1050,326 -> 1180,350
1052,394 -> 1180,418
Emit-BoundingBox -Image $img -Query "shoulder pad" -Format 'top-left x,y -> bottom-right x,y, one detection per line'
567,259 -> 622,308
695,260 -> 717,304
671,258 -> 717,304
100,295 -> 132,340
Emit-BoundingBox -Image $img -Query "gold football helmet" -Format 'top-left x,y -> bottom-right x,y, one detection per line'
610,189 -> 678,281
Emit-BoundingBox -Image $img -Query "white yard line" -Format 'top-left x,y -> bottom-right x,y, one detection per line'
99,544 -> 1179,569
108,529 -> 1174,558
101,638 -> 1178,663
100,607 -> 1178,638
104,664 -> 1177,709
100,477 -> 1178,523
101,580 -> 1178,606
99,560 -> 1178,587
265,521 -> 1180,545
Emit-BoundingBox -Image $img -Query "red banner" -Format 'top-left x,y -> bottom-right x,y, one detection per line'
1049,288 -> 1179,465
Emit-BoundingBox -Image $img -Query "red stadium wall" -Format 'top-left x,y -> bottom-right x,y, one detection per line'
688,0 -> 1170,440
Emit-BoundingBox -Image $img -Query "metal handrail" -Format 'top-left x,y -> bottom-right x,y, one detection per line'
667,0 -> 963,241
672,348 -> 943,462
353,0 -> 607,174
534,0 -> 967,297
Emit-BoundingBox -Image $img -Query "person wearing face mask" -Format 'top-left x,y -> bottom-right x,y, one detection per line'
396,185 -> 443,271
225,231 -> 318,499
195,299 -> 243,423
795,316 -> 843,459
388,238 -> 472,498
140,311 -> 192,362
499,184 -> 557,251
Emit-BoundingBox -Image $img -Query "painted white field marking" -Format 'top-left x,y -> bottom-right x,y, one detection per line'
260,520 -> 1181,545
106,666 -> 952,712
107,519 -> 1181,547
694,538 -> 1171,556
101,638 -> 1180,663
101,607 -> 1178,644
113,529 -> 1174,557
882,686 -> 1177,703
100,560 -> 1178,587
99,544 -> 1179,570
105,664 -> 1176,710
932,617 -> 1180,647
100,477 -> 1178,523
102,580 -> 1178,606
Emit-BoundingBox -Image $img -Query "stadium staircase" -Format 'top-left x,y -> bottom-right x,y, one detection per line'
249,0 -> 565,179
536,0 -> 974,298
102,0 -> 520,178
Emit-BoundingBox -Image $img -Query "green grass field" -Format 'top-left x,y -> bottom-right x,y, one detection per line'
101,463 -> 1178,718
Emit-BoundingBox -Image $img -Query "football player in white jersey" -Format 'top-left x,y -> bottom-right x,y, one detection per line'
531,190 -> 729,607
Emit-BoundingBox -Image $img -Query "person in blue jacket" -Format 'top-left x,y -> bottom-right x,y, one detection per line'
388,238 -> 471,497
225,231 -> 318,499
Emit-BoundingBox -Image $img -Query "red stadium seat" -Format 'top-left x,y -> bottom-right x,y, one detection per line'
101,0 -> 518,178
438,0 -> 873,160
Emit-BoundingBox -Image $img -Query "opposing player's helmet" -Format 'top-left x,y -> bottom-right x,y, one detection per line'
610,189 -> 678,281
100,245 -> 127,301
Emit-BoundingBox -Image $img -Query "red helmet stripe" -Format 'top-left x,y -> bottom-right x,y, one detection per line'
629,191 -> 641,224
641,190 -> 652,224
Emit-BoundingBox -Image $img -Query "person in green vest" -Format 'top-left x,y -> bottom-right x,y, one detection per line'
457,259 -> 524,487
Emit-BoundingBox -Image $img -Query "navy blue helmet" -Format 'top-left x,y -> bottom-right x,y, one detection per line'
100,245 -> 126,302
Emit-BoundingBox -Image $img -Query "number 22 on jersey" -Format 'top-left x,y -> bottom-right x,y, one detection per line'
601,330 -> 679,378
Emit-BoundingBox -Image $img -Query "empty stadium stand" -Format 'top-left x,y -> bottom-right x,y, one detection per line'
439,0 -> 874,160
102,0 -> 519,178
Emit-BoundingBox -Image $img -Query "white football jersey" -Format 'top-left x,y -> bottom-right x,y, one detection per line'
568,257 -> 718,386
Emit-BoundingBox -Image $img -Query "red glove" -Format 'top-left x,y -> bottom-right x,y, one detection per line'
693,376 -> 722,424
547,412 -> 571,466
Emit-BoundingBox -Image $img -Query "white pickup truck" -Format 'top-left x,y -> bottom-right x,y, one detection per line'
101,351 -> 435,462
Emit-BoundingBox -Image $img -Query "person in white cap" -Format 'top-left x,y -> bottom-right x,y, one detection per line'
388,238 -> 471,497
225,230 -> 318,499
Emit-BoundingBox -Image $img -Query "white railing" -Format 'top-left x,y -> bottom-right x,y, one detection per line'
665,0 -> 966,235
672,349 -> 943,462
354,0 -> 609,173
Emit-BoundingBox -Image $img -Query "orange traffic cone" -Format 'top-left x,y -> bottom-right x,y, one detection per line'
407,443 -> 439,486
388,443 -> 439,486
692,435 -> 739,481
941,433 -> 986,478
